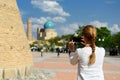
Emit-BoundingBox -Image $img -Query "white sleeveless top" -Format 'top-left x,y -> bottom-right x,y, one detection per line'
70,47 -> 105,80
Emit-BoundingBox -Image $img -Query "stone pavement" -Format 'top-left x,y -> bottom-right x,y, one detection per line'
33,52 -> 120,80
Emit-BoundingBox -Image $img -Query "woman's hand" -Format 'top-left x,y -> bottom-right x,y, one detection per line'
80,36 -> 86,45
68,40 -> 75,52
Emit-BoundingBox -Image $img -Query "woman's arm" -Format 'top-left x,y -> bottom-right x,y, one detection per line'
69,52 -> 79,65
68,41 -> 79,65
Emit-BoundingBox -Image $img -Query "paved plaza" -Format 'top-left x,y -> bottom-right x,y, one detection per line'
33,52 -> 120,80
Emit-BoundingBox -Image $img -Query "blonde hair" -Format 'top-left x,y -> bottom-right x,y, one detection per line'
82,25 -> 97,65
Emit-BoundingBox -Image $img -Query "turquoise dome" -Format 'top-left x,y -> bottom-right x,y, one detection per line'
44,21 -> 54,29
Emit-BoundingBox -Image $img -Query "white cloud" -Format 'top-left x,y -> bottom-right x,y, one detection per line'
31,0 -> 70,16
31,17 -> 48,25
31,16 -> 66,25
52,16 -> 66,23
32,24 -> 43,33
89,20 -> 120,34
60,23 -> 79,35
109,24 -> 120,34
89,20 -> 108,28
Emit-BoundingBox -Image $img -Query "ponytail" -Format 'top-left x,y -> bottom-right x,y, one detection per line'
82,25 -> 97,65
89,41 -> 96,65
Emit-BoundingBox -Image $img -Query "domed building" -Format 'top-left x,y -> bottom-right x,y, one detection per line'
37,21 -> 57,40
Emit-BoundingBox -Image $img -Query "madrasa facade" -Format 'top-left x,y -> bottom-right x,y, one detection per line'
37,20 -> 57,40
27,19 -> 57,41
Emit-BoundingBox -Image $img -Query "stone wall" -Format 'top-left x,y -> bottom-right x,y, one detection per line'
0,0 -> 33,79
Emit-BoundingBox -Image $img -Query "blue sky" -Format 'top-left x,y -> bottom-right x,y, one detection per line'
17,0 -> 120,38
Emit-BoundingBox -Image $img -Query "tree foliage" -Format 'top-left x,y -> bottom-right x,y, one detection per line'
96,27 -> 111,48
111,32 -> 120,48
75,25 -> 84,37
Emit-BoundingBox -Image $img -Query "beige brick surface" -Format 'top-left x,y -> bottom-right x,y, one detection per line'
0,0 -> 33,79
17,66 -> 26,78
25,65 -> 32,76
0,69 -> 3,80
4,68 -> 17,79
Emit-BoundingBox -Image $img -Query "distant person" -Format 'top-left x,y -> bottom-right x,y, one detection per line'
115,48 -> 118,56
56,48 -> 60,57
41,49 -> 44,57
109,48 -> 112,56
68,25 -> 105,80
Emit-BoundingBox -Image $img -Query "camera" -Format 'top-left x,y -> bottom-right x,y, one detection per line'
72,37 -> 83,42
70,33 -> 84,42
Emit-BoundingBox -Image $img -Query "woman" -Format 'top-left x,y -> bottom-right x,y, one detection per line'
68,25 -> 105,80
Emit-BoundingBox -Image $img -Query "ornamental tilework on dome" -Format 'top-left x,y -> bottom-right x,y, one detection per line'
44,21 -> 54,29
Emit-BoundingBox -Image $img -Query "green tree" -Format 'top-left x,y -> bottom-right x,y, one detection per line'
95,27 -> 111,48
75,25 -> 84,37
96,27 -> 111,39
112,32 -> 120,48
61,34 -> 73,41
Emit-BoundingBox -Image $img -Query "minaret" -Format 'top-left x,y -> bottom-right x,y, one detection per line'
0,0 -> 33,79
27,19 -> 33,41
37,27 -> 40,40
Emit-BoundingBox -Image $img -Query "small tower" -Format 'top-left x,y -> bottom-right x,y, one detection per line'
27,19 -> 33,41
